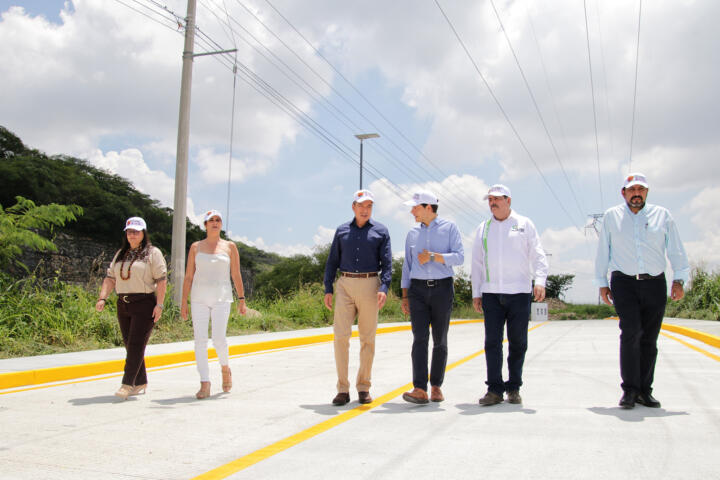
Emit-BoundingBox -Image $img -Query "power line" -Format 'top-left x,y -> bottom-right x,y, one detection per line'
197,0 -> 486,225
583,0 -> 604,211
629,0 -> 643,172
489,0 -> 585,224
257,0 -> 489,221
113,0 -> 180,32
434,0 -> 580,229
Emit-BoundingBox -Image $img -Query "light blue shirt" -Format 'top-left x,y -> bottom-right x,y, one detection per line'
594,202 -> 689,288
401,217 -> 464,288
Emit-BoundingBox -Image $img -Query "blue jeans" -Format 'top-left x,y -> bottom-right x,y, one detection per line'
481,293 -> 531,395
408,278 -> 454,391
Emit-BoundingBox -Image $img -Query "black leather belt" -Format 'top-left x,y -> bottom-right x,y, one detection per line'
411,277 -> 453,287
611,271 -> 664,281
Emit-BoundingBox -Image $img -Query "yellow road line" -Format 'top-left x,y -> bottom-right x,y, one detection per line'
661,323 -> 720,350
192,321 -> 548,480
0,343 -> 323,395
0,320 -> 482,390
661,332 -> 720,362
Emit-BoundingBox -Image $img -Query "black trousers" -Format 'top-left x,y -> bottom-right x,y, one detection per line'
116,293 -> 156,386
610,272 -> 667,394
408,278 -> 454,391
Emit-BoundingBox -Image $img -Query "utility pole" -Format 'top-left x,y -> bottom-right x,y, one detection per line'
170,0 -> 237,304
170,0 -> 196,305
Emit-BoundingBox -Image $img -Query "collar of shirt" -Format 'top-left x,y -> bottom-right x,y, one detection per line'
350,217 -> 375,229
490,209 -> 516,225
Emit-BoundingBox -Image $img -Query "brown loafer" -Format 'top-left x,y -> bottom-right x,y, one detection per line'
478,391 -> 503,406
506,390 -> 522,404
402,387 -> 429,404
430,386 -> 444,402
332,392 -> 350,406
358,391 -> 372,404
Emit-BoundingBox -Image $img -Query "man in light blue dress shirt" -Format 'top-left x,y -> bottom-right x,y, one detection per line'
400,190 -> 464,404
595,173 -> 689,409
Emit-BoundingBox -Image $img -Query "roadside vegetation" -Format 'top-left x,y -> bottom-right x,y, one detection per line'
1,126 -> 717,359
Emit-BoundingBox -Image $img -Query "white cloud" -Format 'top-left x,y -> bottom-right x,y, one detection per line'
313,225 -> 335,245
232,225 -> 335,257
195,147 -> 273,184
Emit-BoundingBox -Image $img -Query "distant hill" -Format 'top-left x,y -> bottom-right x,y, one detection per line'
0,125 -> 282,280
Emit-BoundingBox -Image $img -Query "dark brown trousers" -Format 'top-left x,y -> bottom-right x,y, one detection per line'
116,293 -> 156,386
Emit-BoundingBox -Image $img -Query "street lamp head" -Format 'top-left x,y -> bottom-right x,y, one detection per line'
355,133 -> 380,140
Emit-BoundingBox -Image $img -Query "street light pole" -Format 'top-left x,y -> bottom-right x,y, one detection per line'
354,133 -> 379,190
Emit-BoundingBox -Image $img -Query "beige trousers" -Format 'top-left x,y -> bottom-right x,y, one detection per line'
333,275 -> 380,393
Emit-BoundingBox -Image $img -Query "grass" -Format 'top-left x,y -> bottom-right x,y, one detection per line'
2,268 -> 717,359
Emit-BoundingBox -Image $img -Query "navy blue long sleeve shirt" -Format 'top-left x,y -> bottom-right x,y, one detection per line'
323,218 -> 392,294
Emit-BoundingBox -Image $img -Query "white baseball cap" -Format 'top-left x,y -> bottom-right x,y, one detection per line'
124,217 -> 147,231
403,190 -> 439,206
483,184 -> 511,200
203,209 -> 223,223
353,189 -> 375,204
623,172 -> 648,189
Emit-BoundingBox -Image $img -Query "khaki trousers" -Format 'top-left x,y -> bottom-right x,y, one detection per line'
333,275 -> 380,393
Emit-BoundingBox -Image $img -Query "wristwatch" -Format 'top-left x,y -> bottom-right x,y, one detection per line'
429,252 -> 435,262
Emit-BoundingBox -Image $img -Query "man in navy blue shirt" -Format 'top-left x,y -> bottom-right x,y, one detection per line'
324,189 -> 392,406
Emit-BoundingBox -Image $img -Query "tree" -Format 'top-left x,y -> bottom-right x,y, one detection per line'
0,196 -> 83,271
545,274 -> 575,300
254,244 -> 330,298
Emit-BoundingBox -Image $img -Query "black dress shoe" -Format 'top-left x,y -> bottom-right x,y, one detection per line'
332,392 -> 350,405
636,392 -> 661,408
619,391 -> 637,409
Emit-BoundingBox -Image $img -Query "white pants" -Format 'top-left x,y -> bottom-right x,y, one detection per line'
191,301 -> 231,382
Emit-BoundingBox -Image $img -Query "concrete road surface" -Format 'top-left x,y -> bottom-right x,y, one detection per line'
1,319 -> 719,479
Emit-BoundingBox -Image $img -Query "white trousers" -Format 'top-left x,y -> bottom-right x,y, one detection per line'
191,301 -> 231,382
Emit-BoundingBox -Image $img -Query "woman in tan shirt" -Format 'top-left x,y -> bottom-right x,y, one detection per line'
96,217 -> 167,399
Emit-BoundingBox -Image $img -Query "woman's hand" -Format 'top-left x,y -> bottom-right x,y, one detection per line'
95,299 -> 106,312
180,302 -> 189,320
237,299 -> 247,315
152,305 -> 163,323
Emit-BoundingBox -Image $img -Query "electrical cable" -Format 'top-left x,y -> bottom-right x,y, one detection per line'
434,0 -> 579,229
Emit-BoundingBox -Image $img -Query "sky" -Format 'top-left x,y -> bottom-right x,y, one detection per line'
1,0 -> 719,303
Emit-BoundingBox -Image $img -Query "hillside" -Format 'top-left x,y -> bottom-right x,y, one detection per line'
0,125 -> 282,283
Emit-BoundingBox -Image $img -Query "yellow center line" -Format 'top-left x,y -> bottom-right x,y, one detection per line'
192,321 -> 549,480
661,332 -> 720,362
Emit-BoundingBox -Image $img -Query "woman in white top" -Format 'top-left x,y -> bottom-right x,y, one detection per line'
181,210 -> 246,399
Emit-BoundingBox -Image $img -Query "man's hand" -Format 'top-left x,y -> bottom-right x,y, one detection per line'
599,287 -> 613,306
180,303 -> 188,320
324,293 -> 333,311
533,285 -> 546,302
418,249 -> 431,265
377,292 -> 387,310
401,297 -> 410,315
472,297 -> 482,313
670,282 -> 685,301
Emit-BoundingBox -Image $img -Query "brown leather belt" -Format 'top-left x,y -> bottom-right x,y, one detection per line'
341,272 -> 379,278
120,293 -> 155,303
